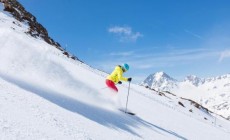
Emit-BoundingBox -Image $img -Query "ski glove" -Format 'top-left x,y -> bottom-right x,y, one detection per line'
118,81 -> 122,84
127,78 -> 132,82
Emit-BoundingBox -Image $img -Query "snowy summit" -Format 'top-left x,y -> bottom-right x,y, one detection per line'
140,72 -> 178,91
183,75 -> 204,86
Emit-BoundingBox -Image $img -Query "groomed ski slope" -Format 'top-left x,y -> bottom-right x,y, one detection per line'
1,10 -> 230,140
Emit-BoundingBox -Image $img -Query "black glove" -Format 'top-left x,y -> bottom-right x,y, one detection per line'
118,81 -> 122,84
127,78 -> 132,82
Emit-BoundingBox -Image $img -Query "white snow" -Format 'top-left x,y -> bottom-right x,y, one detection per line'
1,10 -> 230,140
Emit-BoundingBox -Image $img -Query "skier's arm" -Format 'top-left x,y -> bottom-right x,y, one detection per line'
117,70 -> 128,81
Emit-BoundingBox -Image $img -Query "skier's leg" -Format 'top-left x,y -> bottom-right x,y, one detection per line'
105,79 -> 118,92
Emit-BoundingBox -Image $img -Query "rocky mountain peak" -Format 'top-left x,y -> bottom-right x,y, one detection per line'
0,0 -> 80,61
184,75 -> 204,86
140,71 -> 177,91
153,71 -> 175,81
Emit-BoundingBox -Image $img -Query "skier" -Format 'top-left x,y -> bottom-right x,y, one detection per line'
106,63 -> 132,93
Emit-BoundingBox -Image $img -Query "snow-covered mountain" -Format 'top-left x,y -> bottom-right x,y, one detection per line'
141,72 -> 230,121
141,72 -> 230,91
183,75 -> 204,86
1,1 -> 230,139
141,72 -> 178,91
0,0 -> 79,61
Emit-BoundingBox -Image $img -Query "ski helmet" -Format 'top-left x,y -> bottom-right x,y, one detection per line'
123,63 -> 129,71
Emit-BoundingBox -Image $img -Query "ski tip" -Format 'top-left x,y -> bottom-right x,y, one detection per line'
126,112 -> 135,115
118,109 -> 135,115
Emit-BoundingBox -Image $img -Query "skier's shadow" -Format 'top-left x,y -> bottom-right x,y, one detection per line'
133,116 -> 187,140
0,74 -> 187,139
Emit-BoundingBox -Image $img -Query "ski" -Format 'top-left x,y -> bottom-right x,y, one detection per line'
119,109 -> 135,116
125,112 -> 135,115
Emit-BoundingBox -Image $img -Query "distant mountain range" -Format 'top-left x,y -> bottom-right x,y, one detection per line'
140,72 -> 230,120
141,71 -> 230,92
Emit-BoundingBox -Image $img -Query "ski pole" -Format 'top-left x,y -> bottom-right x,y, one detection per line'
125,81 -> 131,113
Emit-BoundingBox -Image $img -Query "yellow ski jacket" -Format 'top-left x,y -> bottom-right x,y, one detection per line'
106,65 -> 128,83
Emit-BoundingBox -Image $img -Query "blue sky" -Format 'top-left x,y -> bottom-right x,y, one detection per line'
18,0 -> 230,83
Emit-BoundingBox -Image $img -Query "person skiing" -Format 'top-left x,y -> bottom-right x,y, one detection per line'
106,63 -> 132,92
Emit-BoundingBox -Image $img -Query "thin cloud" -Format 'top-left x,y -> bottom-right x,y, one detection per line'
184,29 -> 203,39
108,26 -> 143,42
109,51 -> 134,57
219,50 -> 230,62
95,48 -> 219,72
122,48 -> 218,70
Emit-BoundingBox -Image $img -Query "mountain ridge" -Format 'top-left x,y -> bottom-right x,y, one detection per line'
0,0 -> 80,61
141,71 -> 230,120
141,71 -> 230,90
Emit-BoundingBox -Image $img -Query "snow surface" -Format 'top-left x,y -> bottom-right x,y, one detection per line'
1,10 -> 230,140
